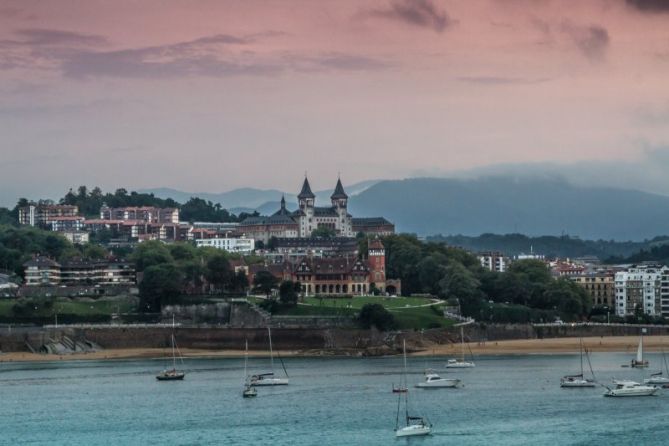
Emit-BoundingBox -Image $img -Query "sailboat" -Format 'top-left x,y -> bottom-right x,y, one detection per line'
395,340 -> 432,438
242,339 -> 257,398
630,333 -> 649,368
644,348 -> 669,386
392,339 -> 408,393
560,337 -> 596,388
156,316 -> 185,381
249,326 -> 289,386
446,326 -> 475,368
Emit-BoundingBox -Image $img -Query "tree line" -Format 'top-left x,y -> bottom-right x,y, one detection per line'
382,234 -> 591,324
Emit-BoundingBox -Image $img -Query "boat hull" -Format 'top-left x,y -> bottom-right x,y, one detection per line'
416,379 -> 460,388
604,387 -> 658,397
446,361 -> 475,369
250,378 -> 289,386
156,372 -> 185,381
644,377 -> 669,385
395,425 -> 431,437
561,379 -> 596,388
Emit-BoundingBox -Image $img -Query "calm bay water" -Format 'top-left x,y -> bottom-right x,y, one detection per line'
1,352 -> 668,445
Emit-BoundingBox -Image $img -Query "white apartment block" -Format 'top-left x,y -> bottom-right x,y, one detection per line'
615,265 -> 669,317
478,252 -> 508,272
195,237 -> 255,253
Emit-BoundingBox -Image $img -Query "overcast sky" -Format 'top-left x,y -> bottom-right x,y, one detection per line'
1,0 -> 669,206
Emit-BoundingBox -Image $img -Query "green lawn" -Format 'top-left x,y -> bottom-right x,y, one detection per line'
302,296 -> 435,310
0,297 -> 136,317
248,294 -> 454,329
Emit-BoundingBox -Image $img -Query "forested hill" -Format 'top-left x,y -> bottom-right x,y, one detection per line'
348,177 -> 669,240
427,233 -> 669,260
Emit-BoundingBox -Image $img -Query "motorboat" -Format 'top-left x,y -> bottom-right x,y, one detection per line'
561,337 -> 596,388
446,326 -> 475,368
415,370 -> 460,388
603,380 -> 658,397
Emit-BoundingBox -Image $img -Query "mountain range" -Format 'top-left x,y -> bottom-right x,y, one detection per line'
142,176 -> 669,240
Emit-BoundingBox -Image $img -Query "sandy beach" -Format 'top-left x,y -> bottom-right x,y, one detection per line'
1,335 -> 668,362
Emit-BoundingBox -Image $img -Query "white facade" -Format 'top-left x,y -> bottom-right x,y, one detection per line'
195,237 -> 255,253
615,265 -> 669,317
479,252 -> 508,272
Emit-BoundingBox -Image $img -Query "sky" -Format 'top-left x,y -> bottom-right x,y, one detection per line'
1,0 -> 669,206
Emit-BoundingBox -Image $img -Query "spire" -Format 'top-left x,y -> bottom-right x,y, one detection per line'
330,177 -> 348,200
280,195 -> 286,209
298,176 -> 315,199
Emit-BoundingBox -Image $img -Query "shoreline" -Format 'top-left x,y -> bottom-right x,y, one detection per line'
1,335 -> 667,363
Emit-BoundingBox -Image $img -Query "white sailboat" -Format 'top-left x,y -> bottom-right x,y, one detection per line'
644,348 -> 669,386
249,327 -> 289,386
395,340 -> 432,438
630,333 -> 649,368
603,380 -> 658,397
560,337 -> 596,388
415,369 -> 461,388
156,315 -> 185,381
242,339 -> 257,398
446,326 -> 475,368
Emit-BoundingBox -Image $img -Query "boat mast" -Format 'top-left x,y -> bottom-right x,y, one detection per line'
402,339 -> 408,389
244,339 -> 249,384
171,314 -> 176,371
460,326 -> 465,362
268,326 -> 274,373
580,337 -> 583,377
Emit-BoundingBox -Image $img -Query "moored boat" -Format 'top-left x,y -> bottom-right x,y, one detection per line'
446,326 -> 475,368
249,327 -> 289,387
561,338 -> 596,388
415,370 -> 460,388
604,380 -> 658,397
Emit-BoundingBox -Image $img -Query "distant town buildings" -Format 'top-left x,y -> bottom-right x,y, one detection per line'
18,203 -> 79,228
23,256 -> 135,286
195,236 -> 255,253
478,251 -> 508,272
249,238 -> 400,296
614,264 -> 669,317
573,272 -> 616,307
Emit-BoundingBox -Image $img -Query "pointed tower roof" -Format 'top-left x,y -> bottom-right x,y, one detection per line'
330,178 -> 348,200
298,177 -> 315,199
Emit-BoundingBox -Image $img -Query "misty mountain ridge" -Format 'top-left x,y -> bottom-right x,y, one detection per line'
139,179 -> 380,210
141,176 -> 669,241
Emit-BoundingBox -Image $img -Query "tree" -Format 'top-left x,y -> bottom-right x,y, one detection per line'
139,264 -> 183,312
357,303 -> 397,331
205,253 -> 232,292
82,243 -> 108,260
131,240 -> 173,272
231,270 -> 249,293
253,270 -> 278,297
438,262 -> 482,317
279,280 -> 300,306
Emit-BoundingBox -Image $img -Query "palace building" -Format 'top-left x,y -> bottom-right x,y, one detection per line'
238,176 -> 394,244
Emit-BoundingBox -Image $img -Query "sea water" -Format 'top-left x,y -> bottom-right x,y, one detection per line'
0,353 -> 667,445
